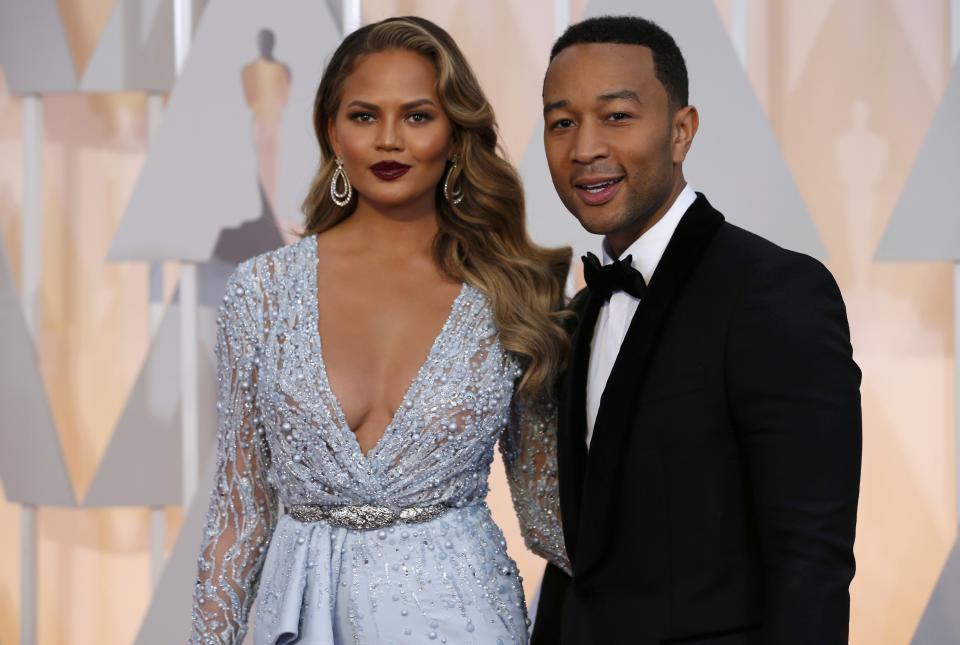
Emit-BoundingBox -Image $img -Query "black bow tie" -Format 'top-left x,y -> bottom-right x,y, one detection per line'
582,251 -> 647,301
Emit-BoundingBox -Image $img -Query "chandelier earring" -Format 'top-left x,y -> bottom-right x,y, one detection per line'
444,156 -> 464,206
330,157 -> 353,207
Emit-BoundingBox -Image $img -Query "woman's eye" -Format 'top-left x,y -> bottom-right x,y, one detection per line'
408,112 -> 432,123
349,112 -> 374,122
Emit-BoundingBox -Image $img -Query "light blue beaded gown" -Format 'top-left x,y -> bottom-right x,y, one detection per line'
189,236 -> 570,645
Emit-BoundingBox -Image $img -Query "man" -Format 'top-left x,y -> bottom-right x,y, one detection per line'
531,15 -> 862,645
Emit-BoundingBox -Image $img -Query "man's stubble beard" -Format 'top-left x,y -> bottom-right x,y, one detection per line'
580,172 -> 672,244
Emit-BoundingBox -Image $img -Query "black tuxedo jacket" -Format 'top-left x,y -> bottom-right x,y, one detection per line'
532,194 -> 862,645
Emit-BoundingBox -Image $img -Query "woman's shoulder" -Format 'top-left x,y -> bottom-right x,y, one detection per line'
227,236 -> 316,296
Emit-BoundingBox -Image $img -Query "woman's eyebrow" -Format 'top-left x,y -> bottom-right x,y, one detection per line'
345,99 -> 437,110
401,98 -> 437,109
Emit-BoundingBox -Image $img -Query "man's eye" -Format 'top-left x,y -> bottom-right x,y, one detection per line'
551,118 -> 575,130
609,112 -> 631,121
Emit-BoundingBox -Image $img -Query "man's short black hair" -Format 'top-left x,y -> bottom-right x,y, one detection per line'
550,15 -> 689,108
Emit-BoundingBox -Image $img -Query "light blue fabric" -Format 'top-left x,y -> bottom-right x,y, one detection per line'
189,237 -> 567,644
256,507 -> 523,644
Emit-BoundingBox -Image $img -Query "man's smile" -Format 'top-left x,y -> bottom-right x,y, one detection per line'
574,175 -> 624,205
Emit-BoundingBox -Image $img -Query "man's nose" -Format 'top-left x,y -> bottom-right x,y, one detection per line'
571,122 -> 609,164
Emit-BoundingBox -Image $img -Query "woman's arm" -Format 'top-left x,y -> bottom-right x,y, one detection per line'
190,265 -> 279,644
500,392 -> 571,575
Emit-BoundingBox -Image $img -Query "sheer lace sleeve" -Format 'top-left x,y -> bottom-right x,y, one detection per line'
500,392 -> 572,575
190,265 -> 279,644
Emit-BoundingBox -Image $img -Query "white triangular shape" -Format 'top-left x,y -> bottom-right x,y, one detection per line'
79,0 -> 177,92
108,0 -> 337,261
0,0 -> 75,93
84,260 -> 232,506
0,236 -> 74,506
520,0 -> 824,260
275,4 -> 342,224
134,452 -> 221,644
875,61 -> 960,262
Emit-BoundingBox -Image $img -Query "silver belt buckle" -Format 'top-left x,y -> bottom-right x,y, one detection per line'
327,504 -> 397,530
289,503 -> 447,530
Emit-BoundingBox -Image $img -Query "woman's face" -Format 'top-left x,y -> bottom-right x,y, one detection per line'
328,49 -> 454,212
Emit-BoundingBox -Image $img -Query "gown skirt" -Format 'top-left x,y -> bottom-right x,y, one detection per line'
254,504 -> 528,645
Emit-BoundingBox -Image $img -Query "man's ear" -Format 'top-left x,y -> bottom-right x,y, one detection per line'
672,105 -> 699,164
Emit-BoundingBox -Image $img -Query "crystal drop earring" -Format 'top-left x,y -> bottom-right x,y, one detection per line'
330,157 -> 352,207
444,156 -> 464,206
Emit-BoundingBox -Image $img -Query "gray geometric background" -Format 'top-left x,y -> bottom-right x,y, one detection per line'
0,237 -> 73,507
79,0 -> 204,93
875,61 -> 960,263
0,0 -> 75,93
875,61 -> 960,645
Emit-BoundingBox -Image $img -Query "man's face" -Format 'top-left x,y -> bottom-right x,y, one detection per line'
542,43 -> 694,251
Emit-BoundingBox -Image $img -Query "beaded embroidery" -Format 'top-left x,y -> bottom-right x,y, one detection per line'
189,237 -> 569,644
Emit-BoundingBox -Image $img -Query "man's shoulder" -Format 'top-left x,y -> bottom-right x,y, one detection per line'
685,193 -> 818,274
702,218 -> 843,317
709,218 -> 831,282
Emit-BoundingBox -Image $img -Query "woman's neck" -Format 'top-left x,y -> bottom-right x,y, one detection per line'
339,197 -> 440,256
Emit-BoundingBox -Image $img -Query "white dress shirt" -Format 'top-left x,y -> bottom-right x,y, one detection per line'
585,184 -> 697,448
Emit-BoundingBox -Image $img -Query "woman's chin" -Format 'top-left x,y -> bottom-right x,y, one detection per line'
356,189 -> 439,212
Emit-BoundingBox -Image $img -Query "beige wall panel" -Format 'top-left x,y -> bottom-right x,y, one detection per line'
1,2 -> 155,641
770,0 -> 955,643
0,68 -> 23,287
56,0 -> 115,75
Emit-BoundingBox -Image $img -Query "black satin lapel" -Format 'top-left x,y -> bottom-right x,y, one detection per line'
574,195 -> 725,575
557,288 -> 599,566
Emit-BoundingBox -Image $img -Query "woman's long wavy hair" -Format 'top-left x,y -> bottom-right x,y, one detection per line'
301,16 -> 571,398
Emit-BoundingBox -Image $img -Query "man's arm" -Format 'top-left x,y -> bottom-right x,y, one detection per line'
726,252 -> 862,644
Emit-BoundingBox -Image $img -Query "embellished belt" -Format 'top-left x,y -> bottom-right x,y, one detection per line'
287,503 -> 449,530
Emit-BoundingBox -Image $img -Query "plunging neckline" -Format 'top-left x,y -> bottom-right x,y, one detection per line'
307,236 -> 467,462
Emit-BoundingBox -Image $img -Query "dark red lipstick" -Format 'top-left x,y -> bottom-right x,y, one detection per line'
370,161 -> 411,180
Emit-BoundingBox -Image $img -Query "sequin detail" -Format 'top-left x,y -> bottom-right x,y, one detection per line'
287,503 -> 449,529
189,237 -> 569,645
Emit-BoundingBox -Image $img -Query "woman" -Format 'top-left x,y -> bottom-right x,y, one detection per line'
190,16 -> 571,645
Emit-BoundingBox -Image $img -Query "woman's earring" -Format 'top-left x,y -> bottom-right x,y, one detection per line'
330,157 -> 352,207
444,156 -> 464,206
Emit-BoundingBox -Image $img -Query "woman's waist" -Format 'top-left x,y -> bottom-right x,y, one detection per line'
282,497 -> 488,530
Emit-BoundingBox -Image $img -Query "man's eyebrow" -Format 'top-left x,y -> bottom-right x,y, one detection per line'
543,90 -> 642,115
543,99 -> 569,115
598,89 -> 642,103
